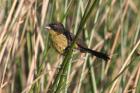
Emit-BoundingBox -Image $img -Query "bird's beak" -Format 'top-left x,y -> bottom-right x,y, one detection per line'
44,25 -> 51,30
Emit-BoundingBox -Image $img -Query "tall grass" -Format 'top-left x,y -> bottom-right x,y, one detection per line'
0,0 -> 140,93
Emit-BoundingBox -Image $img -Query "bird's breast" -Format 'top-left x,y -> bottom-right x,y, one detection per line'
50,32 -> 68,54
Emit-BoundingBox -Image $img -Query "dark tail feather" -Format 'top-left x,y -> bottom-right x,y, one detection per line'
78,46 -> 110,61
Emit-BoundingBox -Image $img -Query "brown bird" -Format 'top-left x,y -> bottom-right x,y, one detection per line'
45,23 -> 110,61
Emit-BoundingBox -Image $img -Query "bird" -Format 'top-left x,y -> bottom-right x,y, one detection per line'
44,22 -> 110,61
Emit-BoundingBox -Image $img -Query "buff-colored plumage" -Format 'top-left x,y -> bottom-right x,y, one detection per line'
49,29 -> 68,54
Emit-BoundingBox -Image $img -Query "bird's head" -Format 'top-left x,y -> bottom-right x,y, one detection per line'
45,23 -> 65,33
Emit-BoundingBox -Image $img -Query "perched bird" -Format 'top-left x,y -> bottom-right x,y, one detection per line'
45,23 -> 110,61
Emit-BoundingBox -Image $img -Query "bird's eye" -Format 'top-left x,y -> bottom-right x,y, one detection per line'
53,25 -> 58,29
54,24 -> 58,28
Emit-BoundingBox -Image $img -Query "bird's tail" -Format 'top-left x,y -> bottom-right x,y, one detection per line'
78,45 -> 110,61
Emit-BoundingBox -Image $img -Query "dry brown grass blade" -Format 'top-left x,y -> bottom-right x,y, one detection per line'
0,0 -> 17,45
41,0 -> 49,26
105,0 -> 129,76
123,62 -> 140,93
109,39 -> 140,93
